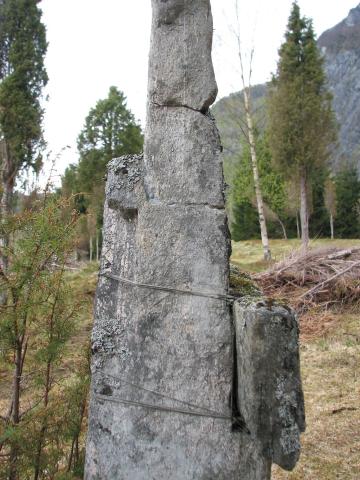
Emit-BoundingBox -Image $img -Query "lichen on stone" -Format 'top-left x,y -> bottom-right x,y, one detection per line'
229,264 -> 261,297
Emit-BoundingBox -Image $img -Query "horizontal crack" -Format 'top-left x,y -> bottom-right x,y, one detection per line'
167,202 -> 225,210
151,101 -> 208,115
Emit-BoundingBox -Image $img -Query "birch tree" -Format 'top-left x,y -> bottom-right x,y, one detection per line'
233,0 -> 271,260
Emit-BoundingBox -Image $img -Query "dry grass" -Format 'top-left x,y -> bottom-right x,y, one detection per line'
232,239 -> 360,479
0,262 -> 97,417
272,313 -> 360,480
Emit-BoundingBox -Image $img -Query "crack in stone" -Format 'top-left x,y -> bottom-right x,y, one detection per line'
167,202 -> 225,210
151,101 -> 209,116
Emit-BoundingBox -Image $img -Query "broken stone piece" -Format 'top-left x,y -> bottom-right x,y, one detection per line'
234,299 -> 306,471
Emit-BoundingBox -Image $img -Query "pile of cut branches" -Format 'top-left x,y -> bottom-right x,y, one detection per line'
255,247 -> 360,314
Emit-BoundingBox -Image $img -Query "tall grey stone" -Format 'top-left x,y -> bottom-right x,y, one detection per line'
85,1 -> 243,478
84,1 -> 305,478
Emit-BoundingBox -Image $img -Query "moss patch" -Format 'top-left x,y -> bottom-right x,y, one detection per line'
229,264 -> 261,297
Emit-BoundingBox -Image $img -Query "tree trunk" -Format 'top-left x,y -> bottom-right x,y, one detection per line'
243,88 -> 271,261
278,217 -> 287,240
296,213 -> 300,240
8,343 -> 22,480
299,170 -> 309,249
330,213 -> 334,240
33,362 -> 51,480
96,232 -> 99,262
0,140 -> 15,304
89,237 -> 93,262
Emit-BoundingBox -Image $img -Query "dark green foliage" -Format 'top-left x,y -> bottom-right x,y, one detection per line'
309,166 -> 331,237
0,0 -> 47,183
62,87 -> 143,255
230,135 -> 291,240
231,199 -> 260,241
63,87 -> 143,203
230,133 -> 338,240
267,2 -> 337,246
268,2 -> 336,179
334,166 -> 360,238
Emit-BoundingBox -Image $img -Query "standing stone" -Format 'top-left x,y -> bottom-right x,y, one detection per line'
85,1 -> 245,479
84,1 -> 305,479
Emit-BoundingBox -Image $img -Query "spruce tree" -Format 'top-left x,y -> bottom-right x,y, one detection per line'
268,1 -> 336,248
0,0 -> 47,213
0,0 -> 47,283
62,87 -> 143,258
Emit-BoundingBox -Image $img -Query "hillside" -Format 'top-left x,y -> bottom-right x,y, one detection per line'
318,3 -> 360,168
213,3 -> 360,179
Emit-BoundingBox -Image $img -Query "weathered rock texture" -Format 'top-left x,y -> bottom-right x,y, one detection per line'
85,1 -> 305,478
85,1 -> 243,478
318,3 -> 360,171
234,300 -> 306,472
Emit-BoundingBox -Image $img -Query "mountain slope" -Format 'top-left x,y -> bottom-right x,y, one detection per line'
318,3 -> 360,167
214,3 -> 360,178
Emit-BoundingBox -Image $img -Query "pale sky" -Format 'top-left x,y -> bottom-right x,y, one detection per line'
39,0 -> 358,183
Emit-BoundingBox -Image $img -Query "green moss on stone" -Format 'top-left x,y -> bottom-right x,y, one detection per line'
229,264 -> 262,298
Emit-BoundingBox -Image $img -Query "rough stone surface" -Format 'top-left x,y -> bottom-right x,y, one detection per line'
85,1 -> 243,478
148,0 -> 218,111
85,156 -> 243,479
234,299 -> 306,472
85,0 -> 305,478
144,107 -> 225,207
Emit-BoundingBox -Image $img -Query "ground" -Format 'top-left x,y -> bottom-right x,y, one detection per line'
1,239 -> 359,478
272,311 -> 360,479
233,239 -> 360,479
232,238 -> 360,273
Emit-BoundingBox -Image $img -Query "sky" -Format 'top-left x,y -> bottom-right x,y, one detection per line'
39,0 -> 358,183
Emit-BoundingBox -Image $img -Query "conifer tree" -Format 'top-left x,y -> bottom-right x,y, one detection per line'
0,0 -> 47,283
62,87 -> 143,257
0,0 -> 47,214
268,1 -> 336,248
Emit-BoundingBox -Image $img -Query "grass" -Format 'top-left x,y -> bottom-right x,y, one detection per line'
2,241 -> 359,478
231,238 -> 360,272
232,239 -> 360,479
272,312 -> 360,480
0,262 -> 97,424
